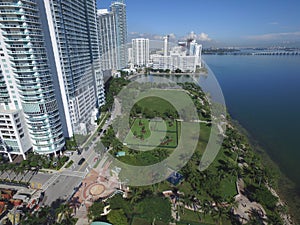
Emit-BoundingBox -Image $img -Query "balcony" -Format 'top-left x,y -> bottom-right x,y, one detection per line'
0,10 -> 23,15
0,17 -> 23,22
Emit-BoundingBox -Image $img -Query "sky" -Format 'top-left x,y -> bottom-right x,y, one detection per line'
97,0 -> 300,47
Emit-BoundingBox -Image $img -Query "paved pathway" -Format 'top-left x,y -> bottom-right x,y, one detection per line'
233,178 -> 267,224
75,217 -> 89,225
61,170 -> 87,178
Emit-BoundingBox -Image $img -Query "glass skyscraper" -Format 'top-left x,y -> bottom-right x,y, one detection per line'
97,9 -> 119,70
41,0 -> 102,136
111,0 -> 127,69
97,0 -> 128,71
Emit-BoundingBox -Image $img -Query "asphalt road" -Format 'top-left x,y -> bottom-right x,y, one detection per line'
42,112 -> 114,206
1,108 -> 117,206
43,175 -> 82,206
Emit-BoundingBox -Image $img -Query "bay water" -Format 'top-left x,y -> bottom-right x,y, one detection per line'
203,55 -> 300,190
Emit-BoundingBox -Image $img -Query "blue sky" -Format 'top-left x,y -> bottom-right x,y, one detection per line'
97,0 -> 300,46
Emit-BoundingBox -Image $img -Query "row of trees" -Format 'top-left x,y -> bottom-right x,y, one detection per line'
88,197 -> 131,225
150,68 -> 184,74
100,77 -> 130,112
20,203 -> 77,225
131,105 -> 179,120
175,113 -> 285,224
0,153 -> 69,184
88,193 -> 172,225
180,82 -> 211,120
0,153 -> 68,172
222,124 -> 284,224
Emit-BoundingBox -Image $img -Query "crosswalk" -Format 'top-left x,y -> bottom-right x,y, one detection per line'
41,173 -> 60,191
94,155 -> 108,172
61,170 -> 87,178
41,169 -> 90,191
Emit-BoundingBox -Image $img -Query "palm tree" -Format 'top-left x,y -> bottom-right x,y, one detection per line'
56,204 -> 73,224
227,198 -> 239,212
150,183 -> 160,194
212,205 -> 229,225
182,194 -> 194,210
155,149 -> 169,160
130,189 -> 143,204
22,206 -> 55,225
5,163 -> 14,182
128,148 -> 138,155
0,163 -> 5,172
69,197 -> 81,214
247,208 -> 266,225
200,200 -> 211,220
15,166 -> 24,182
255,168 -> 266,187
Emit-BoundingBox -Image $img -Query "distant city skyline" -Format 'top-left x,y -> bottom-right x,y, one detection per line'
97,0 -> 300,47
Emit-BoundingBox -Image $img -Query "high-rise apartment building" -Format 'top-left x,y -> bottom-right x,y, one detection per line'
40,0 -> 101,136
163,35 -> 169,57
110,0 -> 127,69
97,0 -> 128,71
151,37 -> 202,72
0,0 -> 105,160
132,38 -> 149,66
97,9 -> 118,70
0,0 -> 65,159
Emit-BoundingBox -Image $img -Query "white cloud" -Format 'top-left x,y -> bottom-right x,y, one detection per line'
129,31 -> 139,35
153,35 -> 163,40
128,31 -> 213,43
184,31 -> 212,42
128,32 -> 177,42
246,31 -> 300,41
186,31 -> 197,39
168,33 -> 177,40
198,32 -> 212,41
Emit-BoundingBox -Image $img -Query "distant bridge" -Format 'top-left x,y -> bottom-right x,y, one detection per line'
251,51 -> 300,56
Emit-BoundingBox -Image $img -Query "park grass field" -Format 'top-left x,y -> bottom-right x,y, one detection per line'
124,118 -> 179,149
135,96 -> 177,116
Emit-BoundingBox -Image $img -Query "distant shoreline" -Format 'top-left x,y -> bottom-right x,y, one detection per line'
202,52 -> 300,56
131,69 -> 209,79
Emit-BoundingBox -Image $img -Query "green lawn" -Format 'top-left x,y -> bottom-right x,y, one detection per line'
131,217 -> 151,225
131,217 -> 168,225
117,117 -> 179,166
219,177 -> 238,198
129,118 -> 151,139
74,134 -> 89,146
134,196 -> 172,223
124,118 -> 179,149
136,96 -> 177,116
108,194 -> 171,225
208,147 -> 238,199
117,149 -> 172,166
178,208 -> 232,225
180,208 -> 203,223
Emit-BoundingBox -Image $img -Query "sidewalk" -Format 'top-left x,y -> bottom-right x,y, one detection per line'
76,218 -> 89,225
81,112 -> 108,149
60,112 -> 110,171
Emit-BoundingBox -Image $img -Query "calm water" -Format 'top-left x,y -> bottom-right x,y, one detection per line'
203,55 -> 300,188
